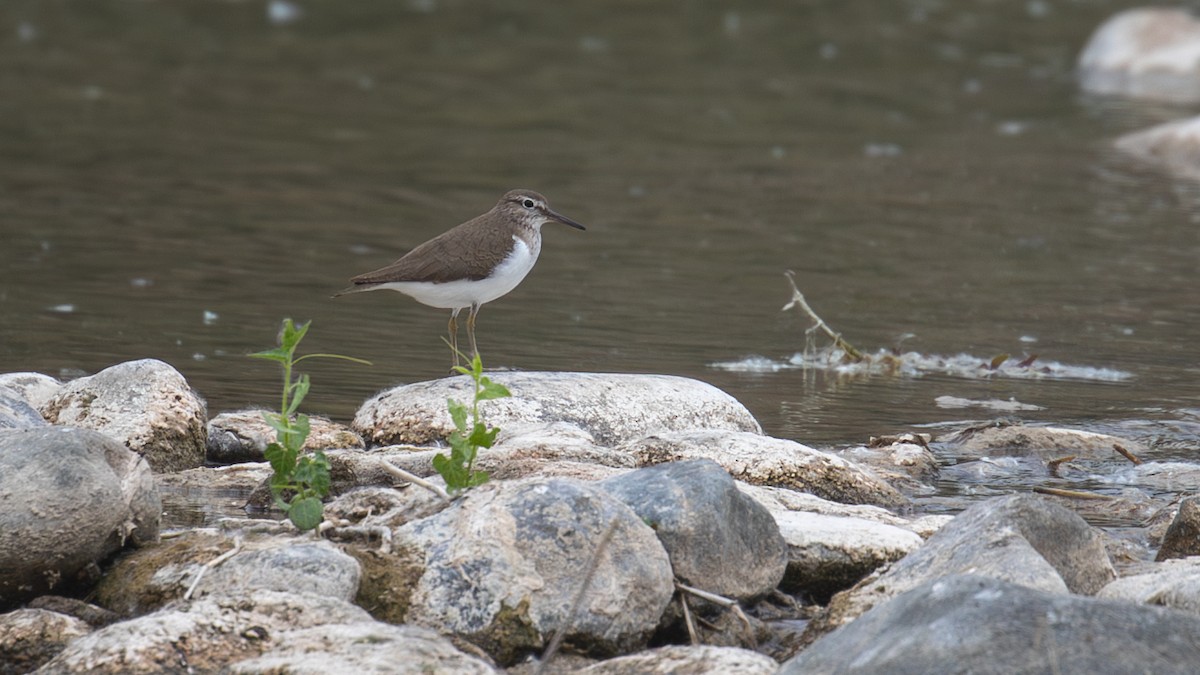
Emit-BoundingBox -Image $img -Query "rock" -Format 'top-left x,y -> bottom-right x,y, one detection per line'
395,477 -> 674,664
625,430 -> 906,507
40,359 -> 207,472
96,532 -> 360,616
782,574 -> 1200,675
578,645 -> 778,674
39,590 -> 373,674
0,386 -> 46,429
943,423 -> 1145,461
832,437 -> 938,495
738,483 -> 951,538
1107,461 -> 1200,493
599,459 -> 787,600
353,372 -> 761,447
0,372 -> 62,410
26,596 -> 119,628
774,510 -> 922,602
227,621 -> 498,674
1079,8 -> 1200,103
1115,116 -> 1200,182
804,494 -> 1115,642
0,427 -> 160,610
206,410 -> 363,464
0,608 -> 91,674
1100,558 -> 1200,613
1157,495 -> 1200,561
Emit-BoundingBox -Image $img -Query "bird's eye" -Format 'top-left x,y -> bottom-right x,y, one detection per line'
522,198 -> 536,208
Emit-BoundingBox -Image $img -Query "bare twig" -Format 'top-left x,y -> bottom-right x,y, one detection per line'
378,459 -> 452,501
680,593 -> 699,646
782,271 -> 864,362
535,520 -> 619,675
184,538 -> 243,600
674,580 -> 755,647
1113,443 -> 1143,466
1047,455 -> 1076,478
1033,486 -> 1112,501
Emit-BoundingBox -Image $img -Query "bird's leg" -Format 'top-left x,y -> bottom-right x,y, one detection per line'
448,309 -> 462,370
467,303 -> 481,362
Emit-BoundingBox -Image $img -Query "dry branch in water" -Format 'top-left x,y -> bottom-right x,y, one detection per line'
1113,443 -> 1143,465
782,270 -> 864,362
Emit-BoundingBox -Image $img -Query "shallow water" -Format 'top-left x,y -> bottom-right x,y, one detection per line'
1,0 -> 1197,468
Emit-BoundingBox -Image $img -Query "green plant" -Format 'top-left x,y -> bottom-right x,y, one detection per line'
432,351 -> 510,493
250,319 -> 369,530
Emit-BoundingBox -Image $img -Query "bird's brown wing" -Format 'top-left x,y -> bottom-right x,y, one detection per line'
349,218 -> 518,286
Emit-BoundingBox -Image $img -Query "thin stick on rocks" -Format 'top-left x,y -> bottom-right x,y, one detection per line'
680,593 -> 700,646
535,520 -> 618,675
378,458 -> 452,501
184,538 -> 243,600
674,580 -> 756,647
1033,486 -> 1112,501
1113,443 -> 1143,465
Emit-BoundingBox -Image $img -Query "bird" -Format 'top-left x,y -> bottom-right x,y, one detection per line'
335,189 -> 586,367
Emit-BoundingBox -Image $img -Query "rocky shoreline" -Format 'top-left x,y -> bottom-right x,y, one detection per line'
2,357 -> 1200,673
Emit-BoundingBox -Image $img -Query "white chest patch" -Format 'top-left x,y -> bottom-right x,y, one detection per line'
375,235 -> 541,310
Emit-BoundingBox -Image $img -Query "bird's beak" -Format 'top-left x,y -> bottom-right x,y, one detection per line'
549,210 -> 587,231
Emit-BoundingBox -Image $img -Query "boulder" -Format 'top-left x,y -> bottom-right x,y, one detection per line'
0,608 -> 91,674
40,359 -> 207,472
0,427 -> 160,610
395,477 -> 674,664
352,372 -> 761,447
804,494 -> 1115,641
782,575 -> 1200,675
578,645 -> 778,674
737,483 -> 951,538
0,387 -> 46,430
1079,8 -> 1200,103
206,410 -> 363,464
624,430 -> 905,507
1157,495 -> 1200,561
0,372 -> 62,410
943,423 -> 1145,461
599,459 -> 787,600
1100,558 -> 1200,614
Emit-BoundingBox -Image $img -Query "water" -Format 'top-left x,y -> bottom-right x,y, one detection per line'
1,0 -> 1197,458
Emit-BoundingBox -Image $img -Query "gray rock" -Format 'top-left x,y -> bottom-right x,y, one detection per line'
1158,495 -> 1200,561
353,372 -> 761,447
1100,558 -> 1200,614
599,459 -> 787,601
0,608 -> 91,674
1115,117 -> 1200,181
0,427 -> 160,610
832,437 -> 938,495
0,387 -> 46,429
227,621 -> 498,674
943,423 -> 1145,461
95,532 -> 360,615
396,477 -> 674,664
38,590 -> 374,674
774,510 -> 922,602
782,574 -> 1200,675
0,372 -> 62,410
579,645 -> 778,674
805,494 -> 1115,640
40,359 -> 207,472
1079,8 -> 1200,103
737,483 -> 951,539
624,430 -> 906,507
207,410 -> 364,464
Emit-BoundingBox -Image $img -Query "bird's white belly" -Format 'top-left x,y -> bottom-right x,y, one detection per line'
375,236 -> 539,310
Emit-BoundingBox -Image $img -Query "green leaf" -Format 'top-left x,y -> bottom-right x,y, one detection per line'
432,452 -> 468,491
264,442 -> 298,477
467,470 -> 490,488
290,414 -> 311,450
476,378 -> 511,401
293,353 -> 373,366
293,451 -> 331,497
249,347 -> 290,363
447,399 -> 469,431
470,352 -> 484,378
287,496 -> 324,531
280,319 -> 311,353
451,365 -> 471,376
468,422 -> 500,449
286,375 -> 311,415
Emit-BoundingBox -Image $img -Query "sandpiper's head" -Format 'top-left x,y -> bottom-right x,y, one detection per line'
497,189 -> 587,231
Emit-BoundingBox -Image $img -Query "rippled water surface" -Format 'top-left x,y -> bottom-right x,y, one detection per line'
2,0 -> 1197,463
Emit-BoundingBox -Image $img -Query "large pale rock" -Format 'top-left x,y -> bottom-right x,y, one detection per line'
353,372 -> 761,447
396,477 -> 674,664
943,423 -> 1146,461
599,459 -> 787,600
0,608 -> 91,674
804,494 -> 1115,642
228,621 -> 497,674
1100,558 -> 1200,614
624,430 -> 905,507
1115,116 -> 1200,181
39,590 -> 374,674
0,372 -> 62,411
206,410 -> 363,464
96,532 -> 360,616
40,359 -> 207,472
737,483 -> 951,538
1079,8 -> 1200,103
579,645 -> 778,674
0,427 -> 160,610
775,510 -> 922,602
782,575 -> 1200,675
1158,495 -> 1200,561
0,387 -> 46,429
